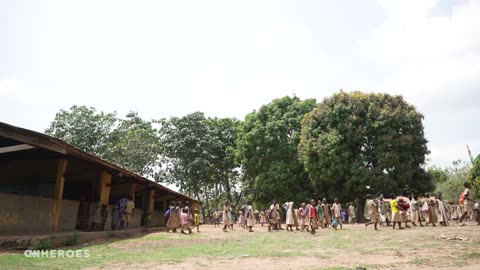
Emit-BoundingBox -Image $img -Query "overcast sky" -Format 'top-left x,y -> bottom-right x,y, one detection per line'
1,0 -> 479,168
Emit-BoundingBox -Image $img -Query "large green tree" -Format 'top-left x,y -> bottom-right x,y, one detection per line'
298,92 -> 432,205
46,106 -> 160,177
156,112 -> 240,217
46,105 -> 117,156
237,96 -> 317,206
103,112 -> 161,177
207,117 -> 242,207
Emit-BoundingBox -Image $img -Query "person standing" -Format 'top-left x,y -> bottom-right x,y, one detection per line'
321,198 -> 331,228
180,208 -> 192,234
245,201 -> 255,232
331,198 -> 343,230
425,194 -> 438,227
285,202 -> 295,231
348,204 -> 356,224
409,195 -> 423,227
167,202 -> 181,233
124,195 -> 135,229
364,194 -> 380,230
293,205 -> 300,231
268,200 -> 279,232
378,194 -> 390,226
317,200 -> 324,228
298,203 -> 306,231
194,209 -> 201,232
309,199 -> 319,235
213,209 -> 220,227
459,182 -> 476,225
436,192 -> 449,226
259,209 -> 267,227
390,194 -> 403,230
222,202 -> 231,232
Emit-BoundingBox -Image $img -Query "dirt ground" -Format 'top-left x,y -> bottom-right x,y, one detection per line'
80,221 -> 480,270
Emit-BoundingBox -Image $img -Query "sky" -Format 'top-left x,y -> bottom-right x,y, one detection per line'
1,0 -> 479,168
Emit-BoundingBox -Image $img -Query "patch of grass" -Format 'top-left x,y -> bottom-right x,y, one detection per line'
2,225 -> 480,270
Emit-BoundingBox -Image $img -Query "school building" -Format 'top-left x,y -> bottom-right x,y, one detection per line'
0,122 -> 199,235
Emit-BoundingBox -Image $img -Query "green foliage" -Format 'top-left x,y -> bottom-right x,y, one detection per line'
46,105 -> 117,156
104,112 -> 161,177
46,106 -> 160,177
468,155 -> 480,197
237,96 -> 317,205
434,160 -> 471,202
428,166 -> 448,184
32,238 -> 52,250
156,112 -> 214,195
156,112 -> 241,214
298,91 -> 431,202
66,230 -> 80,246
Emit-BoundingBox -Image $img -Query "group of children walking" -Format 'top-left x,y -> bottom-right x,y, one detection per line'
365,182 -> 479,230
165,201 -> 201,234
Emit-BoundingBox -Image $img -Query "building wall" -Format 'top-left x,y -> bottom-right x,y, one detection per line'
0,193 -> 79,235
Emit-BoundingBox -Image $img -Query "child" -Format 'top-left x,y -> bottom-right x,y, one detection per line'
181,208 -> 192,234
364,194 -> 380,230
397,198 -> 410,228
390,193 -> 403,230
213,209 -> 219,227
142,211 -> 151,232
194,209 -> 200,232
309,199 -> 319,235
331,198 -> 343,230
459,182 -> 476,226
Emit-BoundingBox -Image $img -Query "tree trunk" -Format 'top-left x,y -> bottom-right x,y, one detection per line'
222,174 -> 234,205
204,183 -> 211,218
355,197 -> 367,223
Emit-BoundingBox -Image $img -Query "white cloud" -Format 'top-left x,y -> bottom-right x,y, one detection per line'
358,0 -> 480,64
357,0 -> 480,166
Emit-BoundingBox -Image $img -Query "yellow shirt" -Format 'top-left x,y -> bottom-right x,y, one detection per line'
390,199 -> 399,213
194,213 -> 200,225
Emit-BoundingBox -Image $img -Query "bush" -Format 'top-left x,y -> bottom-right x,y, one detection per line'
32,239 -> 51,250
66,230 -> 80,246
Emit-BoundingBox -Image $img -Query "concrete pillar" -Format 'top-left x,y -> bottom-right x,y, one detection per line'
52,159 -> 68,232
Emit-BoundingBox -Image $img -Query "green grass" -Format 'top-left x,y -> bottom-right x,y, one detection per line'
1,225 -> 480,270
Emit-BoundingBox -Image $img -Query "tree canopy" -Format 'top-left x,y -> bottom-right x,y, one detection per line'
156,112 -> 241,216
434,160 -> 471,202
45,105 -> 160,177
237,96 -> 317,207
298,91 -> 432,202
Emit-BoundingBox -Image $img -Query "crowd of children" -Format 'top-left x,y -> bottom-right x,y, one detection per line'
165,201 -> 201,234
164,183 -> 478,235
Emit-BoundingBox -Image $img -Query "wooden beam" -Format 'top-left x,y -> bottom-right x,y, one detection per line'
0,127 -> 67,154
52,159 -> 68,232
98,171 -> 112,205
148,190 -> 155,212
0,144 -> 35,154
129,183 -> 136,201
